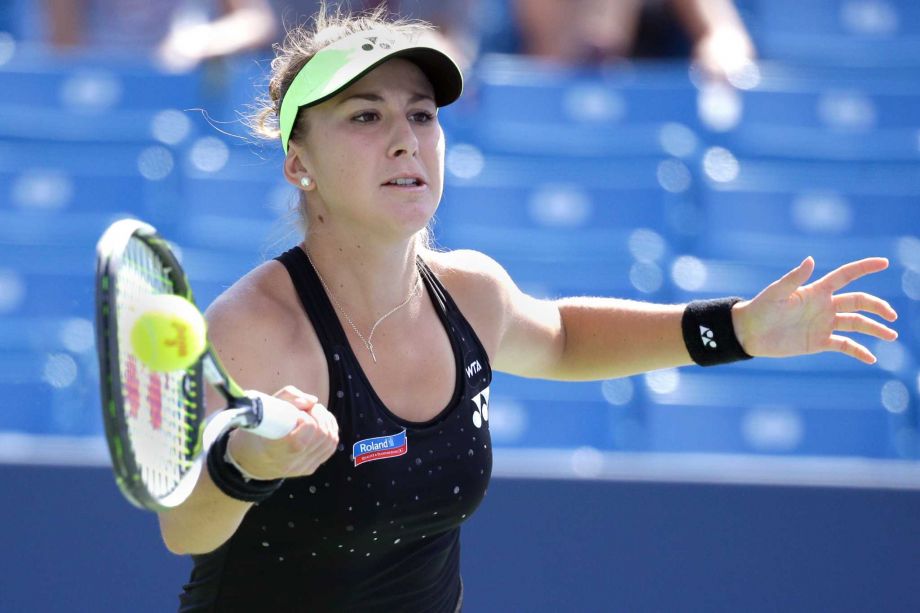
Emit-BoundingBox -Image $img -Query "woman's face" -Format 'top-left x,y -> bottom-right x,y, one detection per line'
295,58 -> 445,243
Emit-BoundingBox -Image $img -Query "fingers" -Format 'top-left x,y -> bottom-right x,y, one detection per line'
282,417 -> 338,477
273,384 -> 339,439
289,406 -> 337,450
816,257 -> 889,293
835,313 -> 898,342
761,256 -> 815,300
265,385 -> 339,476
833,292 -> 898,322
826,334 -> 876,364
274,384 -> 318,412
310,402 -> 340,439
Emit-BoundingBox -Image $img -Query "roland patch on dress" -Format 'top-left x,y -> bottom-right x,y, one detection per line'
353,429 -> 408,466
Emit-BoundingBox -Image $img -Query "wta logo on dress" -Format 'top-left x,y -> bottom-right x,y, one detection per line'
353,429 -> 408,466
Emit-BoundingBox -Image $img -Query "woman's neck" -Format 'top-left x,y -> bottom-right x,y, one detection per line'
301,229 -> 424,327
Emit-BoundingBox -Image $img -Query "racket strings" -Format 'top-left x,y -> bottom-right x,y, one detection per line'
117,237 -> 196,499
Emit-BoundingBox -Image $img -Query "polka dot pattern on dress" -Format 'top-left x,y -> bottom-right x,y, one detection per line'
209,251 -> 494,605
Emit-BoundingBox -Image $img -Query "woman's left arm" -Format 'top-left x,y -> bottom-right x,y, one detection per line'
494,256 -> 898,381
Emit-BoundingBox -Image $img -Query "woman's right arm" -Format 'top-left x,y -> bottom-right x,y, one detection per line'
157,280 -> 338,555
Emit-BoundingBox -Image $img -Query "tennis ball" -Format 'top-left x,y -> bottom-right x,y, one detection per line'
130,294 -> 207,372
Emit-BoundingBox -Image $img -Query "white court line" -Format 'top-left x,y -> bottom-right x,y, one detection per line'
4,433 -> 920,490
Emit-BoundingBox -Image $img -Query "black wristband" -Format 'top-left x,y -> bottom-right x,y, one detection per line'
206,430 -> 284,503
681,297 -> 753,367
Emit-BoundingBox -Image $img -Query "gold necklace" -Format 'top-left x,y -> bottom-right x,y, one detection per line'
305,250 -> 422,363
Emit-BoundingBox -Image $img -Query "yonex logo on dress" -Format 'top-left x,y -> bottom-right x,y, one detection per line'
471,387 -> 489,429
699,325 -> 717,349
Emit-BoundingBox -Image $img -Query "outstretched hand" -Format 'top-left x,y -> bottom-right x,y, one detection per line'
732,257 -> 899,364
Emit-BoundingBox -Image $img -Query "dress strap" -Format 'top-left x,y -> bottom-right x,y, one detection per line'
274,246 -> 350,355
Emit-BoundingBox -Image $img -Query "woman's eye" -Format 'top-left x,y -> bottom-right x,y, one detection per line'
353,111 -> 379,123
412,111 -> 435,123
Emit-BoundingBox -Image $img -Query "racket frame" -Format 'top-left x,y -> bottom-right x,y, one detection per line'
96,219 -> 302,511
96,220 -> 228,510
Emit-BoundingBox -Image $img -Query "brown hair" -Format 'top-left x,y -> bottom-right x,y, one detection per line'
247,3 -> 439,248
247,3 -> 435,146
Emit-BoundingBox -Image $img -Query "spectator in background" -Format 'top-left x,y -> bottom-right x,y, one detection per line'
43,0 -> 278,72
271,0 -> 480,70
511,0 -> 756,79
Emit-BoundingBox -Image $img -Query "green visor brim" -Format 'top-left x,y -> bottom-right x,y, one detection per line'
279,31 -> 463,152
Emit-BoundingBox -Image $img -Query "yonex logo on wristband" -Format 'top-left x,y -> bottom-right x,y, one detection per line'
700,325 -> 717,349
682,298 -> 752,367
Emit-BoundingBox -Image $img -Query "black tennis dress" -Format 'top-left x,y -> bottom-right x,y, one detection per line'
178,247 -> 493,612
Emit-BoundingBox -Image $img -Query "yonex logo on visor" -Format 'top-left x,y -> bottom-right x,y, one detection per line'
278,27 -> 463,153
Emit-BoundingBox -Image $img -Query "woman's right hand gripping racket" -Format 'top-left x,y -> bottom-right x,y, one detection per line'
95,218 -> 323,511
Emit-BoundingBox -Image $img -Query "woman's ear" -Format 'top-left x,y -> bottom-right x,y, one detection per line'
283,144 -> 315,191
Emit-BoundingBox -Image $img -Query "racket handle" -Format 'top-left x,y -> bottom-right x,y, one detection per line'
246,391 -> 305,439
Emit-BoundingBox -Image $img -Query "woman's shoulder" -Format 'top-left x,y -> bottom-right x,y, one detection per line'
423,249 -> 514,356
424,248 -> 513,289
203,257 -> 329,400
204,259 -> 306,351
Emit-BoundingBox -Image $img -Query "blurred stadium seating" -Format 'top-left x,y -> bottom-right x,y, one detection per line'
0,0 -> 917,462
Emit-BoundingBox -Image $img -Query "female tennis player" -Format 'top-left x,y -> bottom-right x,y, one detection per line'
162,6 -> 899,612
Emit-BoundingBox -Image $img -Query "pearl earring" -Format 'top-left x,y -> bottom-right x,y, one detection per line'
300,176 -> 312,188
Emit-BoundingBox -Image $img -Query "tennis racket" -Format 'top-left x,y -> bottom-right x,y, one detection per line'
95,218 -> 307,511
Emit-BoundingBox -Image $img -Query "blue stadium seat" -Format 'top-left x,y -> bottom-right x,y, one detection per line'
751,59 -> 920,90
700,189 -> 918,240
491,251 -> 665,300
0,106 -> 168,143
691,55 -> 920,160
736,87 -> 920,129
4,271 -> 93,317
690,156 -> 920,272
746,0 -> 920,37
0,209 -> 130,248
179,138 -> 283,183
665,258 -> 912,314
0,314 -> 100,435
640,369 -> 915,457
0,61 -> 200,111
0,169 -> 182,232
488,372 -> 622,450
0,140 -> 166,174
469,56 -> 699,124
181,175 -> 294,220
442,151 -> 703,246
444,56 -> 700,156
710,124 -> 920,162
448,120 -> 702,159
0,242 -> 93,276
445,150 -> 679,190
0,351 -> 101,436
741,0 -> 920,65
437,182 -> 690,235
701,155 -> 920,194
